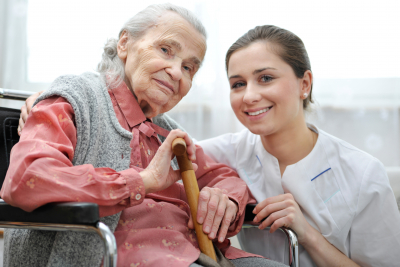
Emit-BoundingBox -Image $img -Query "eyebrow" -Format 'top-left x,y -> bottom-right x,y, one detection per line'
229,67 -> 277,80
189,56 -> 202,68
164,39 -> 182,51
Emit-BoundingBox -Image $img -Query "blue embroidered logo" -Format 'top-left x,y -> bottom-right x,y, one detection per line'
311,168 -> 331,181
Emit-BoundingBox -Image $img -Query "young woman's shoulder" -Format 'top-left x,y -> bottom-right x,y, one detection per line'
318,128 -> 381,170
197,128 -> 257,170
317,128 -> 389,203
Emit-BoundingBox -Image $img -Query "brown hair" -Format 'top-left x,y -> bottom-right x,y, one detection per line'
226,25 -> 313,109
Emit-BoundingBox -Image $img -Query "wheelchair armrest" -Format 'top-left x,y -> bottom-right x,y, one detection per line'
0,200 -> 99,226
243,203 -> 299,267
244,203 -> 257,221
244,203 -> 268,224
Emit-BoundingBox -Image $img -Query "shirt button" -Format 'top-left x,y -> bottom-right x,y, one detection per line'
135,194 -> 141,200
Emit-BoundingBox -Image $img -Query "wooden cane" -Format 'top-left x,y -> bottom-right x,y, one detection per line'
172,138 -> 217,262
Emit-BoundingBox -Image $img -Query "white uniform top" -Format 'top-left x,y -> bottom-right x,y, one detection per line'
197,125 -> 400,267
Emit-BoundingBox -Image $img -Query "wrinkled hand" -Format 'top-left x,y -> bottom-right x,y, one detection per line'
253,193 -> 311,243
188,187 -> 238,243
141,129 -> 197,194
18,90 -> 43,136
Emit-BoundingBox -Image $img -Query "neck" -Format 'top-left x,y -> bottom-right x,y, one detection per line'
260,118 -> 317,175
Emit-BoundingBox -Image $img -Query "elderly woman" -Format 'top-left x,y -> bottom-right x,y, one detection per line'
0,4 -> 287,267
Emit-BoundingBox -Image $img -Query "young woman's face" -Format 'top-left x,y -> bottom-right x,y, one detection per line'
228,41 -> 307,136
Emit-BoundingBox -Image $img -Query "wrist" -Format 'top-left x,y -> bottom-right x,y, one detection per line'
299,224 -> 321,251
140,170 -> 155,195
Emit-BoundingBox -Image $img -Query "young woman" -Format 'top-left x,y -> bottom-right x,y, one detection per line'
198,25 -> 400,267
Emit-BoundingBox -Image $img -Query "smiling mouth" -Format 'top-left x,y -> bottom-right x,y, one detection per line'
245,107 -> 272,116
154,79 -> 174,93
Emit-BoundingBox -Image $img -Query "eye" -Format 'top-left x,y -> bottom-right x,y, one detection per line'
231,82 -> 246,89
161,47 -> 169,54
183,65 -> 192,72
260,75 -> 273,83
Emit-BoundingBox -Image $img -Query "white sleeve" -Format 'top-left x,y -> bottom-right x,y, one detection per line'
350,158 -> 400,267
196,133 -> 238,171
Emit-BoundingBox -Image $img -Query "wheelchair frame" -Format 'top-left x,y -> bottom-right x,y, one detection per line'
0,88 -> 117,267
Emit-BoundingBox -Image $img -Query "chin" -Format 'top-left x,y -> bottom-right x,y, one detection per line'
243,122 -> 275,136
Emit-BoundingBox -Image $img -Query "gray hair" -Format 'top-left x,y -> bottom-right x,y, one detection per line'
97,3 -> 207,89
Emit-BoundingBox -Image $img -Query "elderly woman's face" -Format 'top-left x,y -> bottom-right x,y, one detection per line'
117,12 -> 206,118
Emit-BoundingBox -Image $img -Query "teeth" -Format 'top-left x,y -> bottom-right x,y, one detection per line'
248,108 -> 270,116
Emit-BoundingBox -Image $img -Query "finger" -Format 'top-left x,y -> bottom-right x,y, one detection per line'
208,195 -> 227,239
268,214 -> 295,233
188,215 -> 194,229
20,105 -> 28,121
185,136 -> 196,161
176,130 -> 195,161
192,163 -> 198,172
168,130 -> 188,150
217,202 -> 237,242
259,209 -> 290,231
26,91 -> 43,113
203,193 -> 220,235
161,130 -> 187,158
254,193 -> 291,213
18,117 -> 25,136
197,188 -> 211,224
254,201 -> 288,223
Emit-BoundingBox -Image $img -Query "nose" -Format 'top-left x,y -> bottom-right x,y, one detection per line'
243,83 -> 262,104
165,59 -> 183,81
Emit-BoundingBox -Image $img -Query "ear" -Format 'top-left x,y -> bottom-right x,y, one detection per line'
300,70 -> 313,97
117,30 -> 129,61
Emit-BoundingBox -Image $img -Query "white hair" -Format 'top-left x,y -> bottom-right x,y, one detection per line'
97,3 -> 207,89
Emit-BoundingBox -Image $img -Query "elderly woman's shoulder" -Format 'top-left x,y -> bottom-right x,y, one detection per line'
50,72 -> 102,89
36,72 -> 105,107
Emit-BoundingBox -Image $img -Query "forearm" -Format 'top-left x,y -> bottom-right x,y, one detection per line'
302,226 -> 360,267
194,146 -> 250,235
1,143 -> 146,215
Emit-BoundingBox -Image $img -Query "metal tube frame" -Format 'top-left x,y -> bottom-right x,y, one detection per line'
242,224 -> 299,267
0,88 -> 36,101
0,221 -> 118,267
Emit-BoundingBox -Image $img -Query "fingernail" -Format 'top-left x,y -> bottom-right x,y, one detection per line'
252,208 -> 256,214
204,226 -> 210,233
198,217 -> 203,223
210,232 -> 215,239
219,237 -> 224,243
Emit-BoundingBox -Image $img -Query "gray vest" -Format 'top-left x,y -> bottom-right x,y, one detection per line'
4,72 -> 183,267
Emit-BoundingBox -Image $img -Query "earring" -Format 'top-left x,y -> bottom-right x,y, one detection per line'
303,93 -> 308,99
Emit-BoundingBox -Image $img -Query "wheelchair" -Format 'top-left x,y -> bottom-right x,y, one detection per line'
0,88 -> 298,267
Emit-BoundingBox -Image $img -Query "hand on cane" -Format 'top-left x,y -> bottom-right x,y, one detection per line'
140,129 -> 198,194
188,187 -> 238,243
